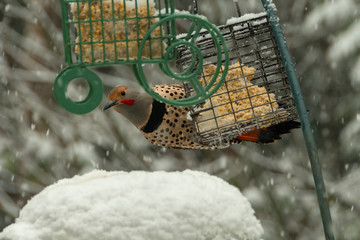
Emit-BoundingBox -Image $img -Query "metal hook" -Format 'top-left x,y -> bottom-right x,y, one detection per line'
193,0 -> 241,17
193,0 -> 199,14
233,0 -> 242,17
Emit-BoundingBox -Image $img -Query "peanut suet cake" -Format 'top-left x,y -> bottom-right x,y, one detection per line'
71,0 -> 166,62
197,62 -> 288,132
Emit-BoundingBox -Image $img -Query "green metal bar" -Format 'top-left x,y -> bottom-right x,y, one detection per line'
185,22 -> 197,41
261,1 -> 335,240
76,1 -> 84,64
146,0 -> 152,58
190,23 -> 204,44
158,0 -> 165,58
134,0 -> 141,58
87,0 -> 95,64
61,0 -> 72,65
99,0 -> 107,62
123,0 -> 130,60
111,0 -> 118,61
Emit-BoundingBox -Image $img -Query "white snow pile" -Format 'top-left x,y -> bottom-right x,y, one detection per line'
0,170 -> 263,240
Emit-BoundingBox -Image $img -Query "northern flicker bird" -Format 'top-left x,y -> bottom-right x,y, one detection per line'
103,84 -> 300,150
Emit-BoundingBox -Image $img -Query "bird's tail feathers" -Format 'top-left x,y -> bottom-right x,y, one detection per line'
233,120 -> 301,144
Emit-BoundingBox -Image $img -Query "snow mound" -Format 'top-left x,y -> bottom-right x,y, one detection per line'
0,170 -> 263,240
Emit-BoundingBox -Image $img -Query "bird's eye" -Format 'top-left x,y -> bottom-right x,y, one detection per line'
121,91 -> 126,96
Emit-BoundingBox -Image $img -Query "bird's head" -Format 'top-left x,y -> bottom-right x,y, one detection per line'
103,86 -> 140,111
103,86 -> 153,128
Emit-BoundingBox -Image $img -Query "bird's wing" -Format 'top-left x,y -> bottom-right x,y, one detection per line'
152,84 -> 186,100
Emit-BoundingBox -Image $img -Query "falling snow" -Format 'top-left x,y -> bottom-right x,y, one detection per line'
0,0 -> 359,240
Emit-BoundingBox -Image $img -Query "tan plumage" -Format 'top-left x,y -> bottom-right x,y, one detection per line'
142,84 -> 206,149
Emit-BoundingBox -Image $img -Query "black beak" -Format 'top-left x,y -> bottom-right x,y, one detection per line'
103,100 -> 119,111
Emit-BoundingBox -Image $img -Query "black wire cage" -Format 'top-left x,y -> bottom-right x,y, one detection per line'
177,12 -> 298,147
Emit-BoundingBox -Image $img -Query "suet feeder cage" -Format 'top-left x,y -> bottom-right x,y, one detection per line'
177,12 -> 298,147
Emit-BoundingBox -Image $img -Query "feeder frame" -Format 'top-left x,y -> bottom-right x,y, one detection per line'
54,0 -> 230,113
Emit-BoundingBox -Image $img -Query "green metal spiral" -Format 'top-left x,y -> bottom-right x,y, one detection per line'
134,14 -> 229,106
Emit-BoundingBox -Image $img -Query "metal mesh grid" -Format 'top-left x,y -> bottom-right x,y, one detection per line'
62,0 -> 174,66
177,12 -> 298,146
